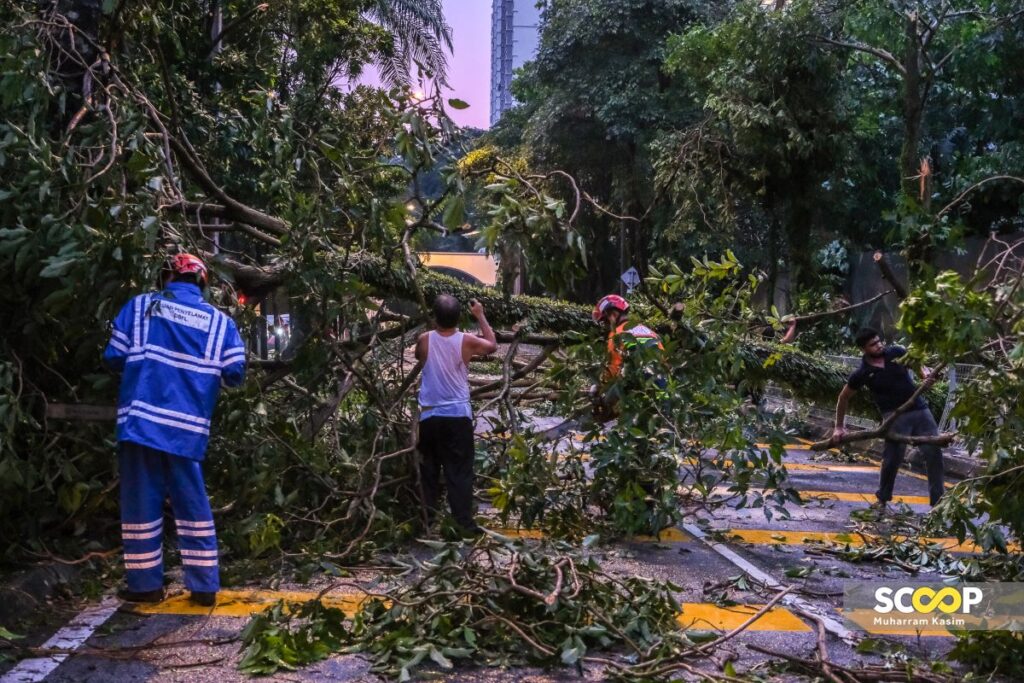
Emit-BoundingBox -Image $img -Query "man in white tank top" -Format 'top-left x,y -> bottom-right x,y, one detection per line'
415,295 -> 497,534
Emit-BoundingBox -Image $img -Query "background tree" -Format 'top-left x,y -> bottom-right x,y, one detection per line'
368,0 -> 453,88
485,0 -> 706,298
812,0 -> 1024,220
658,1 -> 846,297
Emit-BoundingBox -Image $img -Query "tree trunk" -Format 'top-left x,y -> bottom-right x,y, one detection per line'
222,251 -> 945,418
899,12 -> 925,199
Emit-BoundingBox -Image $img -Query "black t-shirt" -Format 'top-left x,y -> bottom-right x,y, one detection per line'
847,346 -> 927,414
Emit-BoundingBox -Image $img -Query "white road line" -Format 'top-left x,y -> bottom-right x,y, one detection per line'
1,596 -> 120,683
681,522 -> 858,643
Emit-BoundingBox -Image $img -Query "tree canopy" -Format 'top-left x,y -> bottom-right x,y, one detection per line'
2,0 -> 1024,677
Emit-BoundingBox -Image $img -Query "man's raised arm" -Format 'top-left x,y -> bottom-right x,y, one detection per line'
468,299 -> 497,356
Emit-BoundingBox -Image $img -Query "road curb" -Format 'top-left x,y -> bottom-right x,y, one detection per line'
0,563 -> 80,629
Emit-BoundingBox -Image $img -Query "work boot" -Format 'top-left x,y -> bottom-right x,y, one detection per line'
459,523 -> 485,540
867,501 -> 890,518
190,591 -> 217,607
117,587 -> 165,603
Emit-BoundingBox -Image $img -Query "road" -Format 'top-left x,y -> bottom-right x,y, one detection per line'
1,432 -> 968,682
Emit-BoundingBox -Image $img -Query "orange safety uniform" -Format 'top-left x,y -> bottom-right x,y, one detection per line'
604,321 -> 663,382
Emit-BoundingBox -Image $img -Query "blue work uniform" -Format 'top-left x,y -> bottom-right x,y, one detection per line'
103,282 -> 246,593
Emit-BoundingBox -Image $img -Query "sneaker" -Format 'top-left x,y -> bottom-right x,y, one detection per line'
190,591 -> 217,607
117,587 -> 165,603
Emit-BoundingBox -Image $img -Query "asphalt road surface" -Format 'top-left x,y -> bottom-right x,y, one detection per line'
1,434 -> 971,682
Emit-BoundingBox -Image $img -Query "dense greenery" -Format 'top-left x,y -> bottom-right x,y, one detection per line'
1,0 -> 1023,678
488,0 -> 1024,304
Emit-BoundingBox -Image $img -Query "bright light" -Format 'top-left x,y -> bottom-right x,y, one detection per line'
412,88 -> 426,102
406,202 -> 416,212
275,327 -> 285,335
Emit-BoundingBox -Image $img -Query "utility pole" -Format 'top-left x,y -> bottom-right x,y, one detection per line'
618,218 -> 626,295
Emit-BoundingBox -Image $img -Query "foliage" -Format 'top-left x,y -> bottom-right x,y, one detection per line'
898,266 -> 1024,546
238,599 -> 350,675
485,433 -> 591,538
0,0 -> 446,558
485,252 -> 808,538
483,0 -> 707,297
484,0 -> 1024,303
949,631 -> 1024,678
243,536 -> 702,680
367,0 -> 452,89
659,1 -> 846,289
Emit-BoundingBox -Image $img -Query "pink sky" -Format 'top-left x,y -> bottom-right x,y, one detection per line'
351,2 -> 493,128
442,0 -> 492,129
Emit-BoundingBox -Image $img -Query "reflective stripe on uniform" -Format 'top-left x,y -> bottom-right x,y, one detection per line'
176,519 -> 215,528
122,518 -> 162,531
124,549 -> 163,561
181,558 -> 218,567
125,558 -> 162,570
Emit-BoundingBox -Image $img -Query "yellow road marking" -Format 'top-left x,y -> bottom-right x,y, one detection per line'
638,527 -> 690,542
677,603 -> 810,632
130,589 -> 371,618
691,458 -> 952,488
493,527 -> 690,542
721,528 -> 995,553
494,528 -> 546,540
709,487 -> 932,506
688,457 -> 873,474
132,589 -> 810,632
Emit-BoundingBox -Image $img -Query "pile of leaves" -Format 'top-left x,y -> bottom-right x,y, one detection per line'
238,534 -> 723,680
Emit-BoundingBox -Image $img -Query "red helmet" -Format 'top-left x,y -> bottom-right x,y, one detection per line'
169,253 -> 208,286
592,294 -> 629,322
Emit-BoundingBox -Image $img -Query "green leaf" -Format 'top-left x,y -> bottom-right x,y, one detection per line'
442,195 -> 465,230
447,98 -> 470,110
0,627 -> 23,640
39,257 -> 78,278
428,646 -> 453,669
560,642 -> 584,665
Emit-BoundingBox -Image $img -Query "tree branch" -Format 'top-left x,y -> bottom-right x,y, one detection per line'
809,364 -> 953,450
783,290 -> 895,326
814,36 -> 907,75
873,251 -> 909,299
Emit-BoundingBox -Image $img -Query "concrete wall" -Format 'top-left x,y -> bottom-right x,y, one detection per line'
848,232 -> 1024,334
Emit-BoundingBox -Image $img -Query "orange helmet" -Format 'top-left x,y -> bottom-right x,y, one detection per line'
168,253 -> 208,286
592,294 -> 629,323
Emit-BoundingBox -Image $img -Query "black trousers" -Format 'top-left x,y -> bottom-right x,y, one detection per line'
877,408 -> 945,506
418,416 -> 476,530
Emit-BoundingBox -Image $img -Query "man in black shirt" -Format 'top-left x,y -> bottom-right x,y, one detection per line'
832,328 -> 945,508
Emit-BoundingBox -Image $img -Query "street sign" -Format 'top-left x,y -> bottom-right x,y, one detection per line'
620,267 -> 641,293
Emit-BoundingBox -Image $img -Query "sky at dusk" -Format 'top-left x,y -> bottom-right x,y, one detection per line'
441,0 -> 492,129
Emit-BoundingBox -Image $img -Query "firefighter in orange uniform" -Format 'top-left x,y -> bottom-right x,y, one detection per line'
591,294 -> 664,418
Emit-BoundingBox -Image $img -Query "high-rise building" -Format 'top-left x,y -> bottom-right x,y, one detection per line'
490,0 -> 542,126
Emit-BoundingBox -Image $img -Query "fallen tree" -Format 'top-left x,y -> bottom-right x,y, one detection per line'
221,250 -> 944,419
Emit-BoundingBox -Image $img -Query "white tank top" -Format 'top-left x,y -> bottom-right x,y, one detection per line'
418,331 -> 471,420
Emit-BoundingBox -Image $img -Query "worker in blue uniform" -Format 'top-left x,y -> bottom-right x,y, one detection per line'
103,254 -> 246,606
